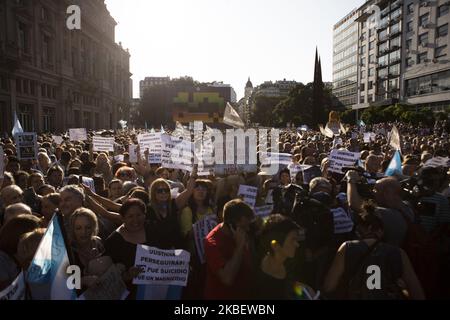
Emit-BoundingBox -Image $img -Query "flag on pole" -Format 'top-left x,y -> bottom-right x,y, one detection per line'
319,125 -> 334,139
340,123 -> 348,135
161,125 -> 165,133
27,213 -> 77,300
12,111 -> 24,137
223,102 -> 245,128
385,150 -> 402,177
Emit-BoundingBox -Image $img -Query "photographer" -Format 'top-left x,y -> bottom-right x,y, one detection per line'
346,172 -> 413,247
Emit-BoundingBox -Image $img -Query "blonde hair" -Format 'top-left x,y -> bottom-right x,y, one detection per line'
149,178 -> 172,215
68,208 -> 99,244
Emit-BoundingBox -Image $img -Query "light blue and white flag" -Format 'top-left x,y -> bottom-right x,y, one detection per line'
27,214 -> 77,300
12,111 -> 24,137
385,150 -> 402,177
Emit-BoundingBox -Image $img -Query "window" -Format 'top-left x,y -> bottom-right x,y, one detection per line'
369,29 -> 374,37
406,57 -> 413,68
41,84 -> 46,97
18,104 -> 34,132
83,112 -> 91,129
74,110 -> 81,127
369,81 -> 373,90
368,94 -> 373,103
435,45 -> 447,58
369,41 -> 375,50
419,13 -> 429,27
95,113 -> 100,129
23,79 -> 29,94
419,33 -> 429,46
406,39 -> 412,50
438,4 -> 449,18
407,21 -> 414,32
369,68 -> 374,77
418,52 -> 428,64
18,23 -> 28,53
41,6 -> 47,20
360,45 -> 366,55
390,36 -> 401,48
390,64 -> 400,76
361,83 -> 365,91
16,78 -> 22,93
361,32 -> 366,41
408,3 -> 414,14
437,24 -> 448,38
369,54 -> 375,64
361,70 -> 366,79
42,107 -> 55,132
360,96 -> 365,104
406,69 -> 450,96
360,57 -> 365,66
30,80 -> 35,95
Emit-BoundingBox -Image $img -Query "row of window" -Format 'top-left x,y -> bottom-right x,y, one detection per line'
406,69 -> 450,97
407,2 -> 449,18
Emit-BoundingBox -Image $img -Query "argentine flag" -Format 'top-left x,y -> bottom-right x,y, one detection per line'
357,120 -> 366,127
26,213 -> 77,300
385,150 -> 402,177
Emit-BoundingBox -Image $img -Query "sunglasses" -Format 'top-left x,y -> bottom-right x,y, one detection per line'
156,188 -> 170,194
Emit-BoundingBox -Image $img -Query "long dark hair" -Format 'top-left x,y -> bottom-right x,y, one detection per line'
188,180 -> 212,224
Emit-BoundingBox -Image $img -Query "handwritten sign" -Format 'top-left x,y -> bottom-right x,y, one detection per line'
93,136 -> 114,152
332,207 -> 354,234
15,133 -> 38,160
254,205 -> 274,218
133,246 -> 190,287
52,135 -> 64,145
161,134 -> 193,172
328,150 -> 360,173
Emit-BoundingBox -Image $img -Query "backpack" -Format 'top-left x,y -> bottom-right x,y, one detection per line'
346,241 -> 406,300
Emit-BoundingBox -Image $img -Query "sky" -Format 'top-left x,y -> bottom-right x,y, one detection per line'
104,0 -> 364,100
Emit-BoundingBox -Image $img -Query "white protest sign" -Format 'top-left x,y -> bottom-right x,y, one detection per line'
114,155 -> 124,162
332,207 -> 354,234
0,147 -> 4,179
170,188 -> 180,199
52,135 -> 64,145
238,185 -> 258,208
82,177 -> 96,193
0,271 -> 25,300
133,246 -> 190,287
192,215 -> 218,264
424,157 -> 450,168
161,134 -> 193,172
69,128 -> 87,141
15,133 -> 38,160
79,265 -> 129,300
138,133 -> 163,164
328,149 -> 360,174
254,205 -> 274,218
93,136 -> 114,152
260,152 -> 292,166
364,133 -> 371,143
128,144 -> 138,163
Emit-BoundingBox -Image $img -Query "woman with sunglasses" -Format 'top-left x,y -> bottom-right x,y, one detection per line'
147,173 -> 196,250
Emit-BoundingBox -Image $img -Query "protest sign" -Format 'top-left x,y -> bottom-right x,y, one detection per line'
328,149 -> 360,173
133,246 -> 190,287
128,144 -> 138,163
52,135 -> 64,145
192,215 -> 218,264
332,207 -> 354,234
0,271 -> 25,300
114,155 -> 124,162
79,265 -> 128,300
69,128 -> 87,141
423,157 -> 450,168
0,147 -> 4,179
254,205 -> 274,219
93,136 -> 114,152
138,133 -> 163,164
238,185 -> 258,208
82,177 -> 96,193
161,134 -> 193,172
15,133 -> 38,160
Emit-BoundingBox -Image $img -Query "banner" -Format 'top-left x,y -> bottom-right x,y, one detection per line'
69,128 -> 87,141
254,205 -> 274,219
27,214 -> 77,300
328,149 -> 360,173
161,134 -> 193,172
15,132 -> 38,160
133,246 -> 190,287
78,265 -> 129,300
192,215 -> 218,264
93,136 -> 114,152
0,271 -> 25,300
52,135 -> 64,145
238,185 -> 258,208
223,102 -> 245,128
332,207 -> 354,234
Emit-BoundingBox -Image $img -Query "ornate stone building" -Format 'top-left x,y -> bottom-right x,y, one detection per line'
0,0 -> 132,133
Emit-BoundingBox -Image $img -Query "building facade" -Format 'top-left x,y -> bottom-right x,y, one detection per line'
333,9 -> 360,108
334,0 -> 450,112
0,0 -> 131,134
139,76 -> 170,98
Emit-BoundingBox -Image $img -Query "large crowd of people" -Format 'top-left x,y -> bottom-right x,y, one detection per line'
0,119 -> 449,300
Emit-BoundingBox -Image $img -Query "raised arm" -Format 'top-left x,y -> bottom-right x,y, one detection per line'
85,195 -> 123,226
